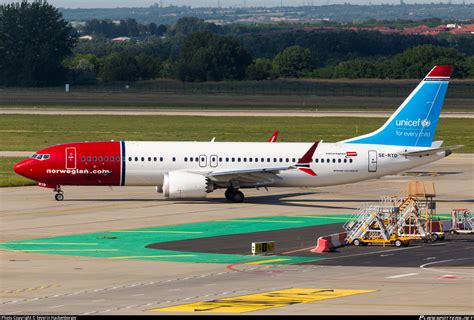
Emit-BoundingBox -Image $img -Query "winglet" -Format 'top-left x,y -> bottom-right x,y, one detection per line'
268,130 -> 279,143
296,141 -> 320,176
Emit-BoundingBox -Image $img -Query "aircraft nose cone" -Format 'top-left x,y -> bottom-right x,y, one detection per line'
13,159 -> 33,178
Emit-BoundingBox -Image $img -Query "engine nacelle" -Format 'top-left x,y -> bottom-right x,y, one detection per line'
163,171 -> 213,199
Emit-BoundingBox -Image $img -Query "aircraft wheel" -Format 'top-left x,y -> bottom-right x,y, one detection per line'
231,190 -> 244,203
55,193 -> 64,201
224,188 -> 233,201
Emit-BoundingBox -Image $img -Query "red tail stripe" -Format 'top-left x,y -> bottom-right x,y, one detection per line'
427,65 -> 453,78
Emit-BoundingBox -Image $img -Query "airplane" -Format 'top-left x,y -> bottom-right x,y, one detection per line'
13,65 -> 457,203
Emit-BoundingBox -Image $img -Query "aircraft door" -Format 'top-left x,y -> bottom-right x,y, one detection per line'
199,154 -> 207,168
209,154 -> 218,168
368,150 -> 377,172
65,147 -> 76,169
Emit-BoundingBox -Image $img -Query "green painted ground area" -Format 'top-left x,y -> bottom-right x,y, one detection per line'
0,214 -> 451,265
0,215 -> 356,265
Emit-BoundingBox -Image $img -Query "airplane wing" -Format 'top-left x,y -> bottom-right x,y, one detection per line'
400,145 -> 463,157
207,166 -> 289,185
193,141 -> 320,187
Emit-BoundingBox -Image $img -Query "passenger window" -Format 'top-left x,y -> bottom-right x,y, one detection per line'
327,159 -> 330,163
349,159 -> 353,163
267,158 -> 270,162
232,158 -> 235,162
237,158 -> 241,162
81,156 -> 85,162
344,158 -> 347,163
105,156 -> 109,161
338,159 -> 341,163
195,157 -> 199,162
315,158 -> 319,163
93,156 -> 97,161
116,156 -> 120,161
160,157 -> 163,161
172,157 -> 176,162
184,157 -> 188,162
99,157 -> 103,161
321,159 -> 324,163
219,157 -> 223,162
226,157 -> 229,162
286,158 -> 289,162
128,157 -> 132,161
243,158 -> 247,162
135,157 -> 138,161
148,157 -> 151,161
87,156 -> 91,161
332,159 -> 336,163
273,158 -> 277,162
255,158 -> 259,162
261,158 -> 264,162
249,158 -> 252,162
153,157 -> 157,161
292,158 -> 296,162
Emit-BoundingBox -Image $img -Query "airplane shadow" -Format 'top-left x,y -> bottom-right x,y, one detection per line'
64,191 -> 376,210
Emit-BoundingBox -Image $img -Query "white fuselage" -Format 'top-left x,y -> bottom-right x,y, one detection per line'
123,141 -> 445,187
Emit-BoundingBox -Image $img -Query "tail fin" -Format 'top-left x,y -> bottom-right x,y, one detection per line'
341,65 -> 452,147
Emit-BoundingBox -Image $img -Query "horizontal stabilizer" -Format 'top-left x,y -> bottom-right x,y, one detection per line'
400,145 -> 463,157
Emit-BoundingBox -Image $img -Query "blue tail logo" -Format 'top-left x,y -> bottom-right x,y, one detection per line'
341,65 -> 452,147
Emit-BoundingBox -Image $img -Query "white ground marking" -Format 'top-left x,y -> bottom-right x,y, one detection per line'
320,245 -> 421,261
420,258 -> 473,275
0,271 -> 233,305
386,273 -> 419,279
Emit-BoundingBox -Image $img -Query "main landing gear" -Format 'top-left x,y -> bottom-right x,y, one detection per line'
54,186 -> 64,201
225,187 -> 245,203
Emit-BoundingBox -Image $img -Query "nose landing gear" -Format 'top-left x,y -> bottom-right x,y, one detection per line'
225,187 -> 245,203
54,186 -> 64,201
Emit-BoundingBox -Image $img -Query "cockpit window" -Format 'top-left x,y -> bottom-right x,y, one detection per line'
32,154 -> 50,160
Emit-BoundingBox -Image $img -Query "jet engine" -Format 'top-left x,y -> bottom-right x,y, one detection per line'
163,171 -> 214,199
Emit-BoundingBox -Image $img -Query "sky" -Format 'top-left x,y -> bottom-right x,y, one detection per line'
0,0 -> 471,7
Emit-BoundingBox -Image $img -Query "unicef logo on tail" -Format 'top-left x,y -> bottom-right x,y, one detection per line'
395,118 -> 431,128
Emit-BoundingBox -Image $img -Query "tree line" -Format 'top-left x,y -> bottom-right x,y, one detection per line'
1,1 -> 473,87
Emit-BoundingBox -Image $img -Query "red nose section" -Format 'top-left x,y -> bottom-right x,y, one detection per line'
13,159 -> 34,179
